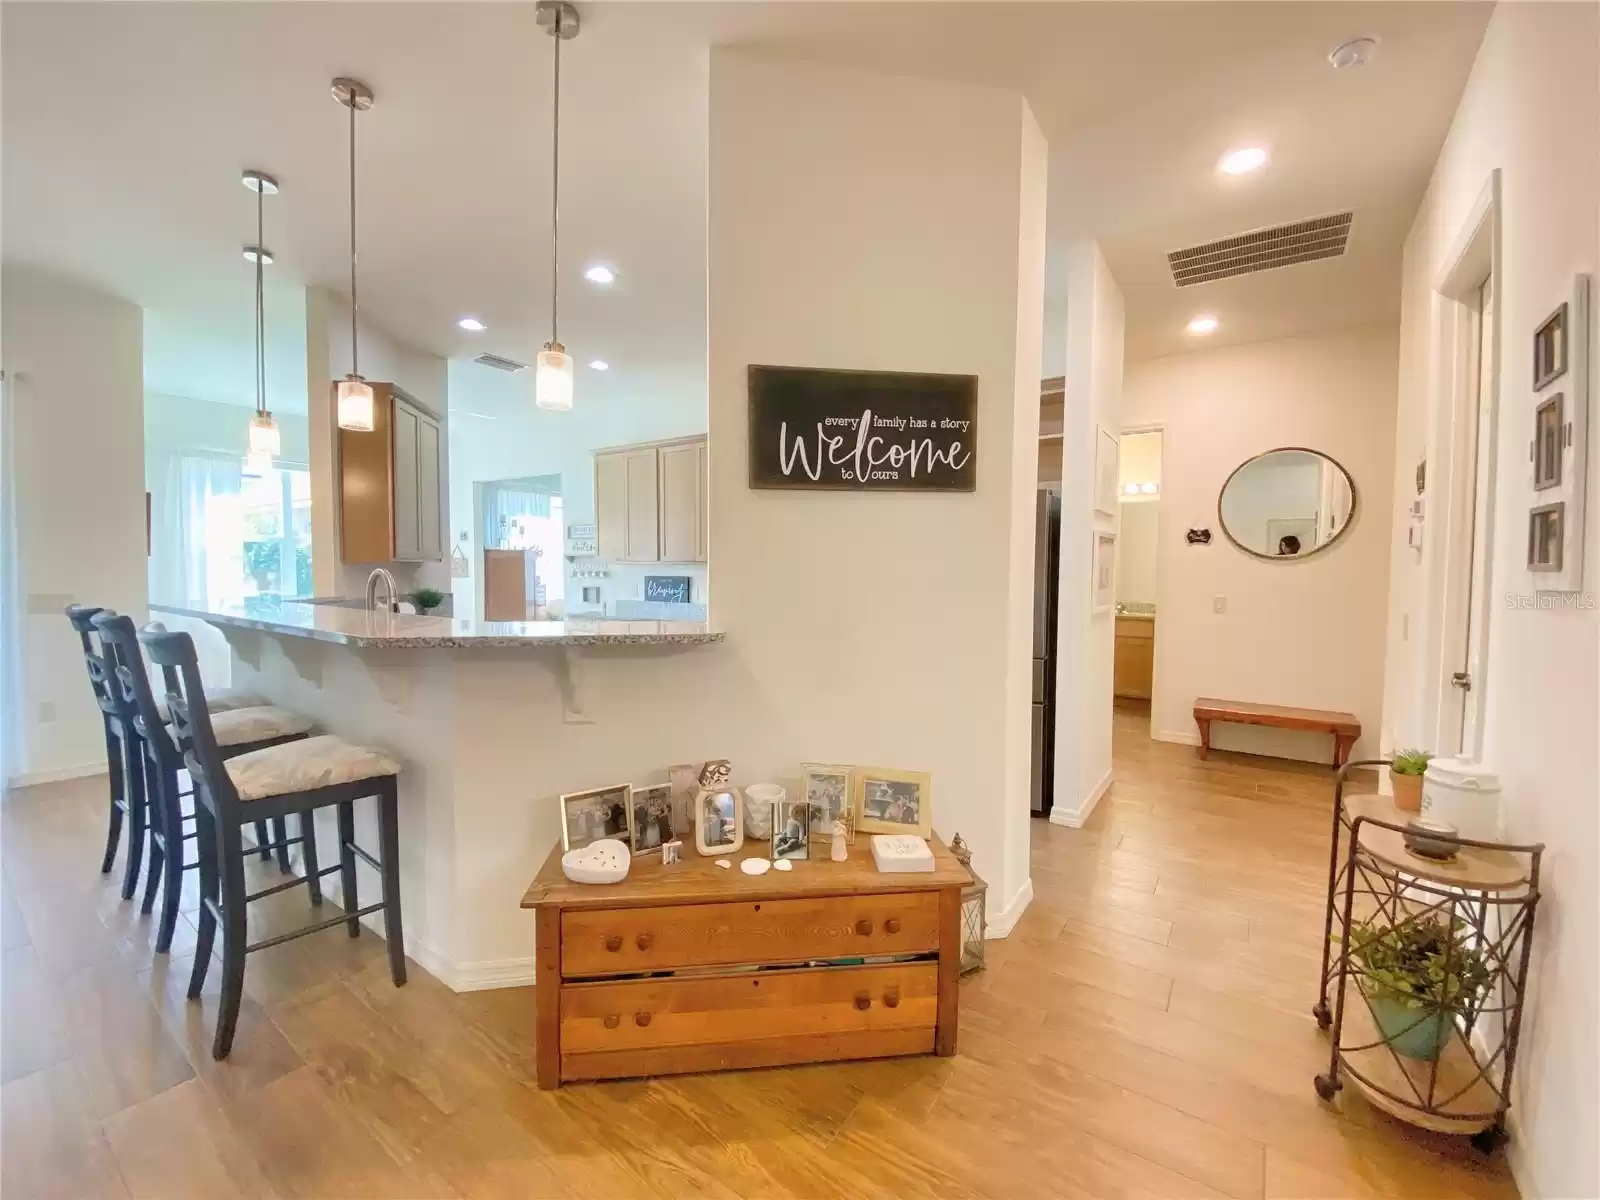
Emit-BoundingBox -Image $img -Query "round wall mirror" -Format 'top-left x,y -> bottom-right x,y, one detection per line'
1218,448 -> 1356,560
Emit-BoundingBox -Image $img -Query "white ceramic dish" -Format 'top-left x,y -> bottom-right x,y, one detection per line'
561,838 -> 631,885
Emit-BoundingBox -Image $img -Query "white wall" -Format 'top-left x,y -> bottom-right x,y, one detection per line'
1053,241 -> 1123,826
1380,6 -> 1598,1195
708,49 -> 1045,929
1115,501 -> 1159,606
1123,324 -> 1398,761
1,265 -> 146,783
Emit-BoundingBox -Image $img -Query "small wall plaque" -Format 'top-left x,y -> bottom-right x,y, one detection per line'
644,575 -> 692,604
1186,528 -> 1212,545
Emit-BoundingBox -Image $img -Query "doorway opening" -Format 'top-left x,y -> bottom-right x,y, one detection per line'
1113,429 -> 1162,736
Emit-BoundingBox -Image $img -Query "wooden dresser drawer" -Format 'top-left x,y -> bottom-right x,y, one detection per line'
560,963 -> 937,1080
560,892 -> 940,977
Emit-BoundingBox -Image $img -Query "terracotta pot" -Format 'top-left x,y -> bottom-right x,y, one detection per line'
1390,769 -> 1423,813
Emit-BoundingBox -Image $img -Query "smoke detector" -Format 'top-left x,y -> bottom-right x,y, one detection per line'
1329,37 -> 1378,70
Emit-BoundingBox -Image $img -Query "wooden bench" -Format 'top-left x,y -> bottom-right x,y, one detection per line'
1193,698 -> 1360,768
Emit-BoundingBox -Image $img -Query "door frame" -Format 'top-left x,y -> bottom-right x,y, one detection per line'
1426,170 -> 1501,761
1118,422 -> 1166,743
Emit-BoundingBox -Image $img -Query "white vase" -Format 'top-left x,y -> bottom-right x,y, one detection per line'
744,783 -> 783,840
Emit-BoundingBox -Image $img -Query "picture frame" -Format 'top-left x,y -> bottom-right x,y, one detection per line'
628,783 -> 674,856
801,762 -> 853,845
1094,426 -> 1120,517
770,798 -> 810,860
1532,393 -> 1564,491
1091,531 -> 1116,615
854,767 -> 932,838
1533,302 -> 1568,391
559,783 -> 633,853
1528,502 -> 1564,572
693,760 -> 744,856
666,763 -> 700,840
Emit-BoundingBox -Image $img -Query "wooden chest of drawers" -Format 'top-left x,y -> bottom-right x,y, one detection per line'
521,835 -> 970,1088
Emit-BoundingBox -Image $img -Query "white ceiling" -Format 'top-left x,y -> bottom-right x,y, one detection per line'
3,2 -> 1490,402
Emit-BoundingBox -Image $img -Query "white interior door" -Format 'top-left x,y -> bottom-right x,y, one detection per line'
1452,275 -> 1495,758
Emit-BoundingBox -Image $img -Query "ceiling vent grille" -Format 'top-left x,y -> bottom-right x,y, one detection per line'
473,352 -> 528,373
1167,212 -> 1354,287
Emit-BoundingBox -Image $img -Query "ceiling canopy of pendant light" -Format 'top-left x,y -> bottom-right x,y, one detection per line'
535,1 -> 579,413
332,77 -> 376,432
242,169 -> 280,471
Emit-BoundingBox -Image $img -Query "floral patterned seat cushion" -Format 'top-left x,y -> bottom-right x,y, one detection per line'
157,687 -> 268,723
172,705 -> 315,750
223,734 -> 401,802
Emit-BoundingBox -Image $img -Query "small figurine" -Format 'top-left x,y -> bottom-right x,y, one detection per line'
831,819 -> 849,862
661,839 -> 682,866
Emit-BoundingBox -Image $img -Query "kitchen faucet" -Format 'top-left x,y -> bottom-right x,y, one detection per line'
365,567 -> 399,614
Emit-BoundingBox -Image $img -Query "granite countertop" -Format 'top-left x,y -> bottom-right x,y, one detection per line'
151,600 -> 724,650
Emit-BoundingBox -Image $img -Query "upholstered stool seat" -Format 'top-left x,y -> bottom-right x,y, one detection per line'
175,705 -> 316,750
225,735 -> 401,802
157,686 -> 266,723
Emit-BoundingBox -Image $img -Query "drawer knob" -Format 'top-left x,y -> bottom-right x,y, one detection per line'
636,932 -> 654,951
854,993 -> 872,1011
634,1011 -> 652,1027
603,1014 -> 620,1029
883,987 -> 901,1009
885,917 -> 901,935
855,918 -> 874,937
605,935 -> 623,952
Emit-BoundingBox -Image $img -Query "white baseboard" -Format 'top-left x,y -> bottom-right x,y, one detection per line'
1048,767 -> 1113,829
7,762 -> 104,788
1154,729 -> 1201,747
986,876 -> 1033,938
408,938 -> 537,992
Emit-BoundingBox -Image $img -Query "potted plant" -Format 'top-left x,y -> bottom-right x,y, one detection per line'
411,587 -> 446,616
1390,748 -> 1431,813
1344,916 -> 1491,1061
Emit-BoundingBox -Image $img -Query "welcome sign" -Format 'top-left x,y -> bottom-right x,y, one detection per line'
747,365 -> 978,492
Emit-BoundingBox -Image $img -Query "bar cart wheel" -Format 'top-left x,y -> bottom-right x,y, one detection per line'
1314,1073 -> 1341,1102
1470,1123 -> 1507,1155
1312,1001 -> 1331,1030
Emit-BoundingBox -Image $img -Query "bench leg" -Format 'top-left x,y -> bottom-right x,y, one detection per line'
1333,734 -> 1355,770
1196,718 -> 1211,760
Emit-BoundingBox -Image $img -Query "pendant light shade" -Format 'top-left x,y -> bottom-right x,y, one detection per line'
242,170 -> 279,469
537,2 -> 580,413
536,342 -> 573,411
332,77 -> 376,431
248,410 -> 282,459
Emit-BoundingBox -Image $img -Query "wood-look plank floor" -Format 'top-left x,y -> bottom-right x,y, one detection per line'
1,706 -> 1520,1199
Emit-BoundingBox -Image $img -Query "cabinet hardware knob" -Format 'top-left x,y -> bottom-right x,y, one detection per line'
603,1014 -> 620,1029
854,993 -> 872,1011
885,918 -> 901,935
855,918 -> 873,936
883,988 -> 901,1009
634,1011 -> 652,1027
636,932 -> 654,951
605,935 -> 622,952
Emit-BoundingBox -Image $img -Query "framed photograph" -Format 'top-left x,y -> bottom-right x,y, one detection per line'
770,799 -> 811,861
694,762 -> 744,856
629,783 -> 674,856
1091,531 -> 1117,615
854,767 -> 932,838
1534,302 -> 1568,391
667,763 -> 700,840
560,783 -> 632,852
802,763 -> 853,845
1094,426 -> 1120,516
1528,502 -> 1564,572
1533,394 -> 1564,491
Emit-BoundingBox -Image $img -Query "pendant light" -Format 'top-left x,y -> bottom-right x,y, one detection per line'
242,170 -> 281,472
535,2 -> 579,412
332,77 -> 376,431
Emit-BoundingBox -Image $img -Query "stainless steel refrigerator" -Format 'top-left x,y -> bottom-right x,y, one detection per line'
1031,488 -> 1060,817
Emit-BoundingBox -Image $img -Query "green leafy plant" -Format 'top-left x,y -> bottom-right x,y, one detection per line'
411,587 -> 446,613
1343,916 -> 1492,1012
1391,748 -> 1432,776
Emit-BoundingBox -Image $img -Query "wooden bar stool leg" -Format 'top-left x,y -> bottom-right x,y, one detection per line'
337,801 -> 359,938
254,820 -> 272,863
301,811 -> 323,906
378,784 -> 407,986
119,734 -> 148,902
212,817 -> 249,1060
99,721 -> 125,875
273,817 -> 293,874
188,803 -> 220,999
139,754 -> 166,917
155,763 -> 186,954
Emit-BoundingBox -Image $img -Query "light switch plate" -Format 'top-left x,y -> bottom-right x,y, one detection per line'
1212,596 -> 1227,614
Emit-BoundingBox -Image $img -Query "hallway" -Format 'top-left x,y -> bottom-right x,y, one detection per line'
0,717 -> 1518,1199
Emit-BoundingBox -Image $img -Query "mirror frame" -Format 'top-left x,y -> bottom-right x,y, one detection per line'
1216,446 -> 1358,562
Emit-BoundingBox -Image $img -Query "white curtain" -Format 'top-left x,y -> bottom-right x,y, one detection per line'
0,371 -> 21,788
149,454 -> 242,609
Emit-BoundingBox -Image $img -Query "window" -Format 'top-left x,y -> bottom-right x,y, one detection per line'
239,466 -> 313,599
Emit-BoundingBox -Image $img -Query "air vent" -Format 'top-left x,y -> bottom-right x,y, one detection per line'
473,352 -> 528,373
1168,212 -> 1354,287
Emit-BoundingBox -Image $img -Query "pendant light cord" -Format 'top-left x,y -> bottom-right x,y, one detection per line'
550,7 -> 561,346
348,96 -> 360,378
254,182 -> 266,417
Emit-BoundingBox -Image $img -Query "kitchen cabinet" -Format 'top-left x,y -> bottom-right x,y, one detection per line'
594,435 -> 707,565
339,383 -> 444,564
1113,616 -> 1155,700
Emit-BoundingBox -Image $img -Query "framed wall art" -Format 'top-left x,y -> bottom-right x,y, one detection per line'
1527,502 -> 1564,573
1091,531 -> 1117,614
1094,426 -> 1120,516
1532,393 -> 1564,491
1533,302 -> 1568,391
1525,275 -> 1590,592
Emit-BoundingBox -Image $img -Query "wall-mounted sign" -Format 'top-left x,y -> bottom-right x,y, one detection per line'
566,537 -> 598,557
747,365 -> 977,492
644,575 -> 692,604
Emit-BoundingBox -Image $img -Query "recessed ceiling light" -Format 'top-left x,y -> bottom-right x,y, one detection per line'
1217,146 -> 1269,176
1187,315 -> 1220,336
1329,36 -> 1379,70
242,246 -> 273,265
457,317 -> 487,332
583,265 -> 615,285
588,360 -> 609,371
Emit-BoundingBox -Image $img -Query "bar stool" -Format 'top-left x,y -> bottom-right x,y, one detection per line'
141,628 -> 407,1059
92,613 -> 319,954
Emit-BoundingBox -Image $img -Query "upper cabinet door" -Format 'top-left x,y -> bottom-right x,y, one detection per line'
416,411 -> 443,561
595,452 -> 629,561
658,442 -> 703,563
696,439 -> 709,562
622,448 -> 661,563
391,400 -> 422,561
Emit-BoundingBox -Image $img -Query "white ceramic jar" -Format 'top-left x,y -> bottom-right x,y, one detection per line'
1421,758 -> 1502,841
